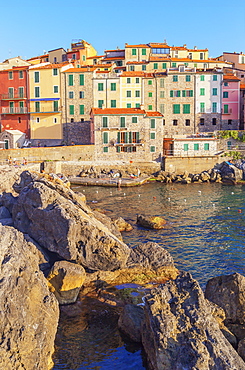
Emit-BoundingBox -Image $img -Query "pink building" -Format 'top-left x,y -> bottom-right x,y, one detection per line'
222,74 -> 240,129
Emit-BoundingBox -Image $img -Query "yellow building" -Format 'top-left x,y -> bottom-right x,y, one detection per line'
29,63 -> 72,143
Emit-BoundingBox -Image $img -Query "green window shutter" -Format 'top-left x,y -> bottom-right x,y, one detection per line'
190,90 -> 193,97
79,74 -> 84,85
19,101 -> 24,108
19,87 -> 24,98
111,100 -> 116,108
53,68 -> 58,76
162,63 -> 167,69
160,104 -> 164,114
125,132 -> 128,143
35,87 -> 40,98
102,117 -> 108,127
160,91 -> 164,98
132,48 -> 136,55
204,143 -> 209,150
148,105 -> 153,110
200,102 -> 205,113
132,117 -> 137,123
103,132 -> 108,144
136,132 -> 139,142
172,62 -> 176,67
135,103 -> 140,108
194,143 -> 199,151
142,49 -> 146,55
223,92 -> 228,98
116,146 -> 121,153
150,132 -> 156,139
68,75 -> 73,86
213,88 -> 217,95
135,90 -> 140,97
103,147 -> 108,153
213,75 -> 218,81
160,78 -> 164,88
200,75 -> 205,81
69,105 -> 74,115
149,92 -> 152,97
35,101 -> 40,112
127,91 -> 131,97
224,104 -> 229,114
111,83 -> 116,91
150,146 -> 155,152
177,90 -> 181,97
80,105 -> 84,114
173,75 -> 178,82
173,104 -> 180,114
142,65 -> 146,71
200,88 -> 205,96
120,117 -> 125,127
34,71 -> 39,83
186,75 -> 191,82
129,132 -> 132,143
127,78 -> 131,83
183,104 -> 190,114
153,63 -> 158,69
212,102 -> 217,113
170,90 -> 173,97
150,119 -> 155,128
98,83 -> 104,91
53,101 -> 59,112
148,80 -> 152,85
98,100 -> 104,108
136,78 -> 140,83
54,86 -> 58,93
182,90 -> 186,97
127,103 -> 131,108
184,144 -> 188,151
117,132 -> 121,143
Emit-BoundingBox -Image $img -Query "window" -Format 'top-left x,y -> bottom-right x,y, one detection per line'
186,90 -> 193,97
35,101 -> 40,112
19,71 -> 23,79
200,102 -> 205,113
103,132 -> 109,144
53,68 -> 58,76
53,101 -> 59,112
200,53 -> 204,60
194,143 -> 199,151
148,105 -> 153,110
135,90 -> 140,97
200,88 -> 205,96
173,75 -> 178,82
150,132 -> 156,139
213,75 -> 217,81
172,62 -> 176,67
150,119 -> 155,128
80,74 -> 84,86
132,117 -> 137,123
227,140 -> 232,149
160,91 -> 164,98
212,118 -> 217,125
200,118 -> 204,125
163,119 -> 165,125
19,101 -> 24,113
173,104 -> 180,114
98,83 -> 103,91
160,78 -> 164,88
120,117 -> 125,127
186,75 -> 191,82
127,91 -> 131,97
54,118 -> 57,124
34,71 -> 39,83
212,88 -> 217,96
228,119 -> 233,125
211,102 -> 217,113
223,91 -> 228,98
170,90 -> 173,97
200,75 -> 205,81
8,87 -> 14,98
36,117 -> 40,123
80,105 -> 84,114
111,83 -> 116,91
79,91 -> 84,99
204,143 -> 209,150
102,117 -> 108,127
68,75 -> 73,86
160,104 -> 164,114
9,71 -> 13,80
182,90 -> 186,97
132,48 -> 136,55
183,104 -> 190,114
224,104 -> 229,114
150,146 -> 155,152
148,80 -> 152,85
98,100 -> 104,108
127,103 -> 131,108
111,100 -> 116,108
69,91 -> 74,99
130,66 -> 135,71
135,103 -> 140,108
35,87 -> 40,98
9,101 -> 14,113
162,63 -> 167,69
153,63 -> 158,69
54,85 -> 58,93
136,78 -> 140,83
127,78 -> 131,83
142,49 -> 146,55
69,105 -> 74,115
184,144 -> 189,151
148,92 -> 152,97
71,118 -> 74,123
224,82 -> 228,86
173,119 -> 178,126
142,65 -> 146,71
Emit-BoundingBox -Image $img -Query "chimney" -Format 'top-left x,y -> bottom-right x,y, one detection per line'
140,104 -> 144,110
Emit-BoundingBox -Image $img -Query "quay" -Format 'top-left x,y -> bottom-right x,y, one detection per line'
69,175 -> 153,187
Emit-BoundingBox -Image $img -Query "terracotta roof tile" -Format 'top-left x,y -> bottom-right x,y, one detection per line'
120,71 -> 153,77
125,44 -> 149,48
223,74 -> 240,81
91,107 -> 163,117
103,57 -> 125,61
240,84 -> 245,89
127,61 -> 149,65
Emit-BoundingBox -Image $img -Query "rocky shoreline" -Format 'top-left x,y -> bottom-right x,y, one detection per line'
1,166 -> 245,369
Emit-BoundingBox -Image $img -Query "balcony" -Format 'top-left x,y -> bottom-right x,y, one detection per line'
1,107 -> 28,114
1,93 -> 27,100
29,108 -> 61,114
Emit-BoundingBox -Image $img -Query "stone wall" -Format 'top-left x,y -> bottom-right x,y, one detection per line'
163,155 -> 225,174
63,120 -> 92,145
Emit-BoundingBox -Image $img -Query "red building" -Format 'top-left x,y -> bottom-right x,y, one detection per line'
0,66 -> 30,137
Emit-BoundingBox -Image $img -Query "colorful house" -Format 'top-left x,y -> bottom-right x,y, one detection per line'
222,74 -> 240,129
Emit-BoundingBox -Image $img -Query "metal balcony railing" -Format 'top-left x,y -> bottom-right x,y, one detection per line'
1,93 -> 27,100
1,107 -> 28,114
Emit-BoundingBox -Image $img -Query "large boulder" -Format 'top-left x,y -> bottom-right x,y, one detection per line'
142,271 -> 245,370
12,173 -> 130,271
118,304 -> 144,342
137,215 -> 166,229
0,225 -> 59,370
0,165 -> 23,193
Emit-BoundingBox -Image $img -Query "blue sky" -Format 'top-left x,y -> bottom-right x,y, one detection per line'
0,0 -> 244,62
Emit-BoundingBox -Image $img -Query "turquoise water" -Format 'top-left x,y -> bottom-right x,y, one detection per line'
53,182 -> 245,369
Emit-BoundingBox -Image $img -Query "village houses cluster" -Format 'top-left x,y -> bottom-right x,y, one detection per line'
0,39 -> 244,161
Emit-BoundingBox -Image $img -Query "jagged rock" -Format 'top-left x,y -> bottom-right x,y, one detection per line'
200,171 -> 210,182
238,338 -> 245,361
0,218 -> 13,226
118,304 -> 144,342
0,192 -> 17,214
24,234 -> 51,272
0,224 -> 59,370
142,271 -> 245,370
12,174 -> 130,271
137,215 -> 166,229
0,206 -> 11,219
113,217 -> 133,232
0,165 -> 23,193
93,210 -> 122,240
47,260 -> 86,305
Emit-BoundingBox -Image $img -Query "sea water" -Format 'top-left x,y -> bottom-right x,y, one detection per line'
53,182 -> 245,369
